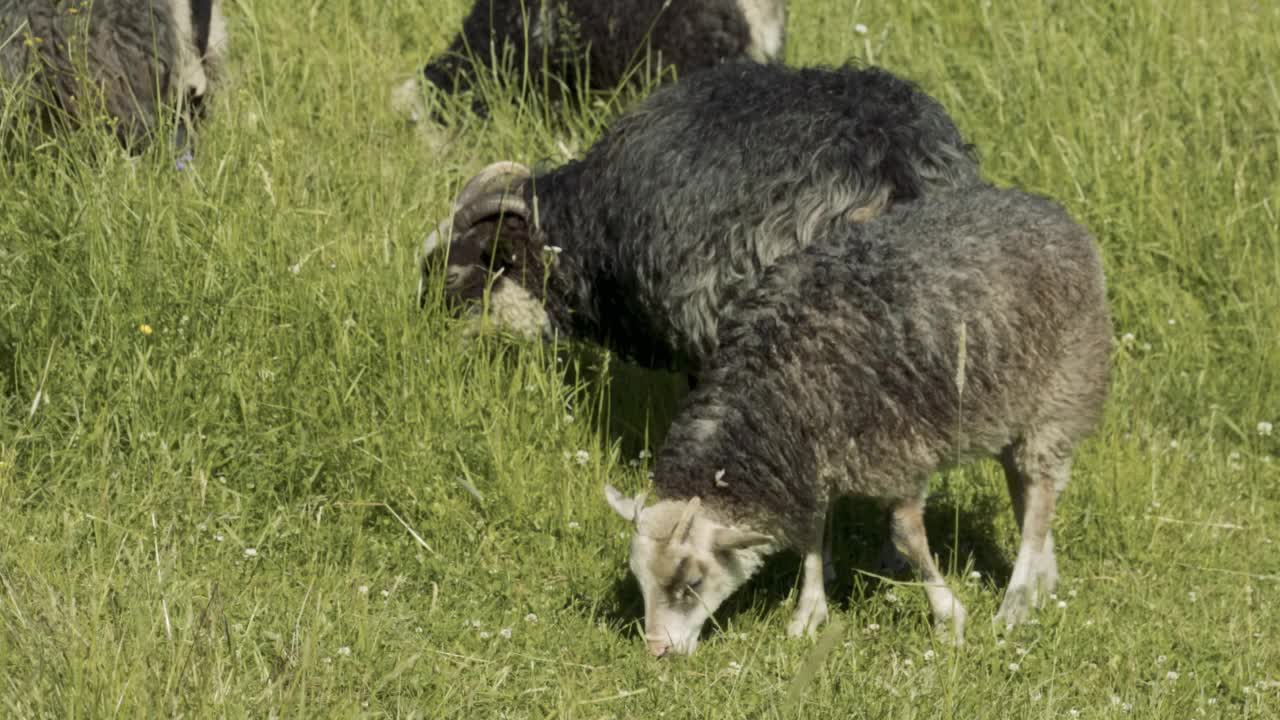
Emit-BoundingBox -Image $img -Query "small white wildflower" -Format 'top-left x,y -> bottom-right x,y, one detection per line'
638,449 -> 652,460
1008,662 -> 1020,672
1015,646 -> 1029,656
1121,332 -> 1136,346
563,413 -> 574,424
499,627 -> 512,639
357,585 -> 369,595
567,521 -> 581,531
1068,589 -> 1078,598
288,263 -> 301,275
1057,600 -> 1068,609
524,613 -> 538,623
1085,620 -> 1095,627
726,660 -> 742,676
1050,593 -> 1058,601
1156,654 -> 1167,665
1258,421 -> 1273,437
243,547 -> 258,558
884,591 -> 898,604
714,469 -> 728,487
1208,698 -> 1218,705
968,570 -> 982,581
1121,703 -> 1132,712
337,646 -> 351,656
1166,671 -> 1179,681
628,459 -> 640,468
1167,318 -> 1177,326
902,658 -> 913,668
866,623 -> 881,632
923,650 -> 935,661
575,450 -> 590,466
214,534 -> 224,542
1031,691 -> 1043,702
1110,695 -> 1121,706
545,245 -> 563,255
854,22 -> 868,34
381,590 -> 390,598
469,619 -> 481,628
1188,591 -> 1197,602
996,639 -> 1007,647
1169,439 -> 1179,449
479,631 -> 491,640
1069,709 -> 1080,718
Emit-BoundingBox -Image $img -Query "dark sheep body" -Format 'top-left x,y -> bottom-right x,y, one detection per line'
416,0 -> 785,118
424,62 -> 981,374
655,184 -> 1111,543
0,0 -> 226,150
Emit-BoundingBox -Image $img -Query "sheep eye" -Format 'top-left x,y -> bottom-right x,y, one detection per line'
686,577 -> 703,593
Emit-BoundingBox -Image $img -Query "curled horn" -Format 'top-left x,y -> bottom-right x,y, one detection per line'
451,161 -> 532,234
671,497 -> 701,545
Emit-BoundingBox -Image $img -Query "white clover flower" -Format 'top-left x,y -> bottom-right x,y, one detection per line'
638,449 -> 653,460
1069,709 -> 1080,718
337,646 -> 351,656
902,658 -> 913,668
563,413 -> 575,424
1169,439 -> 1179,449
1258,421 -> 1273,437
1008,662 -> 1020,672
469,619 -> 482,628
1188,591 -> 1197,602
381,590 -> 390,598
1121,332 -> 1136,346
524,613 -> 538,623
214,534 -> 224,542
1068,589 -> 1078,598
357,585 -> 369,595
1110,695 -> 1121,706
1155,654 -> 1166,665
1121,703 -> 1132,712
1030,691 -> 1043,702
568,521 -> 581,531
726,660 -> 742,676
1166,671 -> 1179,681
479,631 -> 491,640
1015,646 -> 1029,656
575,450 -> 590,466
884,590 -> 899,604
854,23 -> 868,34
866,623 -> 880,632
714,469 -> 728,487
1057,600 -> 1068,609
923,650 -> 935,661
243,547 -> 258,558
288,263 -> 302,275
1167,318 -> 1177,326
499,627 -> 512,639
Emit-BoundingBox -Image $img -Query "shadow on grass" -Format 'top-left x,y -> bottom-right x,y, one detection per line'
565,345 -> 692,459
592,489 -> 1016,643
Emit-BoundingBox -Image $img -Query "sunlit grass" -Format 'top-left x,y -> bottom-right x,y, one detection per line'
0,0 -> 1277,716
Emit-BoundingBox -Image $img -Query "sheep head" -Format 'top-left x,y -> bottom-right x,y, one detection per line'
418,162 -> 557,339
604,485 -> 774,657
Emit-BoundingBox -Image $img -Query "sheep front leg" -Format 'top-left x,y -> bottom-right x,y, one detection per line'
787,545 -> 830,638
890,497 -> 967,644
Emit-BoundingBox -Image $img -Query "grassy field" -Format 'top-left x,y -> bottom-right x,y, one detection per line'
2,0 -> 1278,716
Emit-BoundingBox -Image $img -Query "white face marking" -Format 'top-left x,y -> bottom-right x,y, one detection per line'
473,279 -> 551,340
604,488 -> 774,657
736,0 -> 787,62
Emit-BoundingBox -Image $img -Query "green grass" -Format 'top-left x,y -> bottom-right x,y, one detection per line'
2,0 -> 1278,716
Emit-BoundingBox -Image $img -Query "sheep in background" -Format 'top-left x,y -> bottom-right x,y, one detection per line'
604,184 -> 1111,656
0,0 -> 227,152
417,62 -> 980,374
392,0 -> 787,124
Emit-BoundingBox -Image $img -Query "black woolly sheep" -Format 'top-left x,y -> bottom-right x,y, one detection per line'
393,0 -> 787,123
417,61 -> 981,375
605,184 -> 1112,656
0,0 -> 227,152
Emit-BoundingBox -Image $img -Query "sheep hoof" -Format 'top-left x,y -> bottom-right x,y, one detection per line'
934,603 -> 967,646
994,585 -> 1035,628
786,599 -> 829,638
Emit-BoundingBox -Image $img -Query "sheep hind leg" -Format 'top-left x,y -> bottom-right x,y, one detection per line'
787,545 -> 830,638
822,507 -> 836,583
995,437 -> 1070,627
890,497 -> 966,644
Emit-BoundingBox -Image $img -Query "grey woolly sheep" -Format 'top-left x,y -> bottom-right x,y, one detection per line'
605,184 -> 1111,656
0,0 -> 227,152
393,0 -> 787,123
417,62 -> 981,375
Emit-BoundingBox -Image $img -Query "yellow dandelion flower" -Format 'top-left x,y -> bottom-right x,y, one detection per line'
139,324 -> 153,336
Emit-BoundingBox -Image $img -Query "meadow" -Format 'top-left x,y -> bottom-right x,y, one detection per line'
1,0 -> 1278,717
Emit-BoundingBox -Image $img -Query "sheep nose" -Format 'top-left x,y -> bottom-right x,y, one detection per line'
647,640 -> 670,658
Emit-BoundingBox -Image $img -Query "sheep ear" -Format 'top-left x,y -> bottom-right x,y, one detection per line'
712,527 -> 773,551
604,485 -> 646,526
671,497 -> 701,545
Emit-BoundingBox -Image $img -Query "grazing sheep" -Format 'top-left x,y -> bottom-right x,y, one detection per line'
417,62 -> 981,374
0,0 -> 227,151
393,0 -> 787,123
604,184 -> 1111,656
